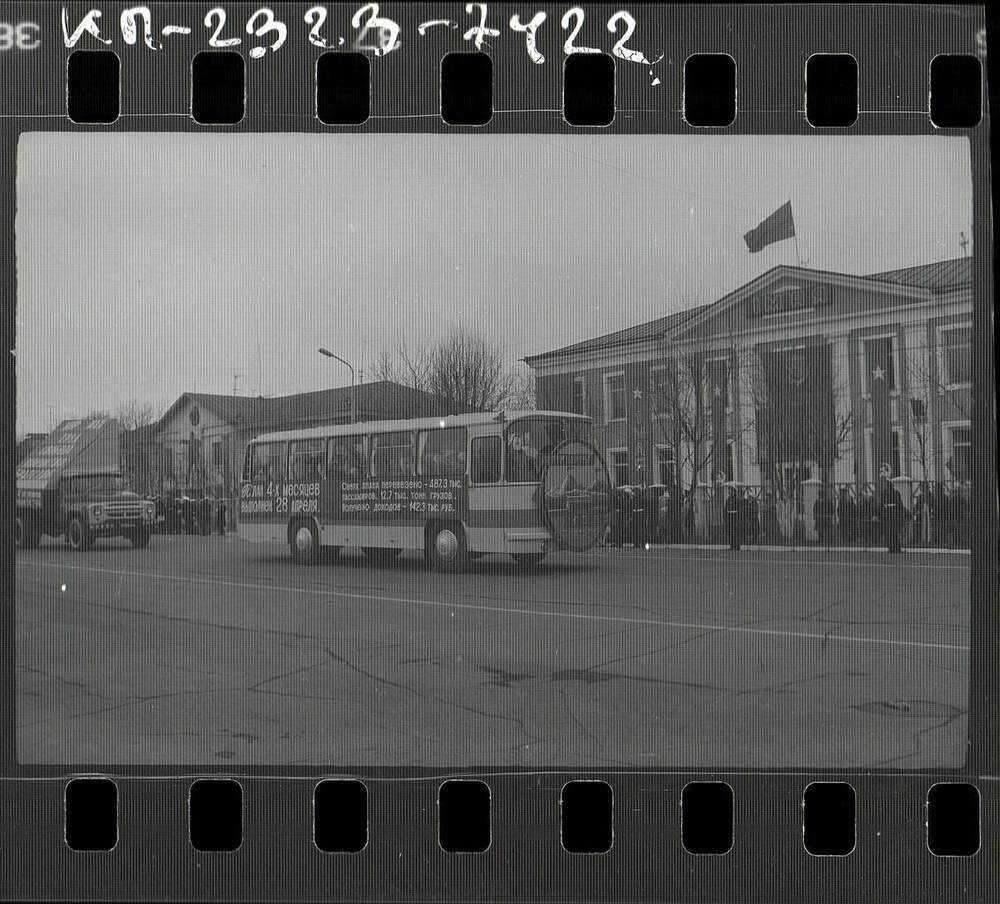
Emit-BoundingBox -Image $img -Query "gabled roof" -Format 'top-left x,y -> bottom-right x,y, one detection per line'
155,382 -> 470,433
864,256 -> 972,291
525,256 -> 972,366
523,305 -> 710,364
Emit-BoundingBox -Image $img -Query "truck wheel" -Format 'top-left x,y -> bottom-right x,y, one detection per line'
512,552 -> 547,568
15,515 -> 40,550
426,522 -> 468,573
130,527 -> 151,549
67,517 -> 94,552
290,520 -> 320,565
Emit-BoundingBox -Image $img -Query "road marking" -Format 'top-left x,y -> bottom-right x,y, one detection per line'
18,560 -> 970,654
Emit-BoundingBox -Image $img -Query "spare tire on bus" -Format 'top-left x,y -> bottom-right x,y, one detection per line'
538,439 -> 612,553
426,521 -> 468,573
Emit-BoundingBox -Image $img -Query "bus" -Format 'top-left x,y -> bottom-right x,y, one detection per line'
238,410 -> 611,571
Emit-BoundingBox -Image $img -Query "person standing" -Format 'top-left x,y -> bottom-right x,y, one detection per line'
658,488 -> 671,544
838,489 -> 857,544
742,490 -> 759,547
813,488 -> 834,545
724,486 -> 743,551
880,481 -> 904,554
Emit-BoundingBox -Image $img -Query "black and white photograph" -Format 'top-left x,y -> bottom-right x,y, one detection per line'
14,131 -> 980,769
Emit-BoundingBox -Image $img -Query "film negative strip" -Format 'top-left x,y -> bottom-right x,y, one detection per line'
2,2 -> 997,900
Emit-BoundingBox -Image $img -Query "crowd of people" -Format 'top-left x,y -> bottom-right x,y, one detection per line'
604,481 -> 971,552
142,490 -> 231,536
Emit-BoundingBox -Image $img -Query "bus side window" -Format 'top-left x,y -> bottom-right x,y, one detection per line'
419,427 -> 467,476
471,435 -> 501,484
328,436 -> 366,478
267,443 -> 287,482
242,446 -> 253,482
373,432 -> 414,478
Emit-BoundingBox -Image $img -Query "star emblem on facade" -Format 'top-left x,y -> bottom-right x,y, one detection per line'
872,365 -> 886,381
632,387 -> 642,399
713,385 -> 723,397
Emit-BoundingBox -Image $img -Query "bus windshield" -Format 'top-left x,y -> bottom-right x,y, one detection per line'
505,417 -> 591,483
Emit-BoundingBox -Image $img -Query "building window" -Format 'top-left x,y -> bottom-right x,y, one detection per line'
571,376 -> 586,415
708,441 -> 734,483
654,444 -> 676,486
212,440 -> 223,468
940,325 -> 972,386
607,447 -> 629,487
650,365 -> 671,416
945,425 -> 971,481
603,372 -> 626,421
863,335 -> 898,393
868,429 -> 902,479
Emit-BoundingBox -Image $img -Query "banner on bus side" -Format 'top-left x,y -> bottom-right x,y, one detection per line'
240,477 -> 468,520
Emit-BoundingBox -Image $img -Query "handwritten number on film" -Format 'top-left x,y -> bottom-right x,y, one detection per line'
59,4 -> 660,67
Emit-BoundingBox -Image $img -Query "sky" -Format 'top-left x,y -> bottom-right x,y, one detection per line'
15,132 -> 972,434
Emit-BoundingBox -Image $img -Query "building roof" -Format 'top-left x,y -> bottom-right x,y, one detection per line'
157,381 -> 470,433
523,305 -> 711,364
525,257 -> 972,366
865,256 -> 972,291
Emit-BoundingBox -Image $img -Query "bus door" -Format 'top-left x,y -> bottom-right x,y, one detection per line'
503,420 -> 552,542
467,433 -> 505,550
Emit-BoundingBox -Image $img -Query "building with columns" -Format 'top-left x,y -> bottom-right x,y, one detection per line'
526,257 -> 973,493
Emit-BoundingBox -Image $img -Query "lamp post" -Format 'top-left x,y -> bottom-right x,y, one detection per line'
318,348 -> 356,423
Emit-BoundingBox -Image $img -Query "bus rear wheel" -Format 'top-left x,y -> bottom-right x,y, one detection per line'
512,552 -> 547,568
290,520 -> 321,565
427,522 -> 468,573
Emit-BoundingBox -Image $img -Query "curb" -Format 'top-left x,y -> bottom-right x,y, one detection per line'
638,543 -> 970,555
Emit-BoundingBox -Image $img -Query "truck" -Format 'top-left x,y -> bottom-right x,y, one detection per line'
15,417 -> 156,551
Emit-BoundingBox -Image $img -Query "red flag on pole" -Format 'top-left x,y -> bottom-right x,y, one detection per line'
707,359 -> 729,481
743,201 -> 796,253
865,337 -> 895,483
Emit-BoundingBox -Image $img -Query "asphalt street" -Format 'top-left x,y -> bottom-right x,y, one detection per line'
15,535 -> 970,768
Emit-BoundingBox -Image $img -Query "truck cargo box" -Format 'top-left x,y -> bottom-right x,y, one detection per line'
16,417 -> 123,509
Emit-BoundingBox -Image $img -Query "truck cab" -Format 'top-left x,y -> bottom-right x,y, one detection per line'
56,472 -> 155,551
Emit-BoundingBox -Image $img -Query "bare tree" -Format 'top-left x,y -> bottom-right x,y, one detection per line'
645,342 -> 759,494
115,398 -> 161,432
371,336 -> 436,394
645,348 -> 712,493
373,328 -> 521,412
903,340 -> 972,542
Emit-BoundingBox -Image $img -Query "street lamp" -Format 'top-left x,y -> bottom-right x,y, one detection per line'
318,348 -> 356,423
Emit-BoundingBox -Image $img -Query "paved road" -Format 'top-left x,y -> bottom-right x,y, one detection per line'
15,535 -> 969,768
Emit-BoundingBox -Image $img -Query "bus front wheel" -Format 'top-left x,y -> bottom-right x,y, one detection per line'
290,520 -> 320,565
427,522 -> 469,573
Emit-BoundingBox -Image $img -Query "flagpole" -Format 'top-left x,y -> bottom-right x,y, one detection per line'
789,197 -> 802,267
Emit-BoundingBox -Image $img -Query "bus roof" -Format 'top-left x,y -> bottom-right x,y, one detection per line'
250,411 -> 592,444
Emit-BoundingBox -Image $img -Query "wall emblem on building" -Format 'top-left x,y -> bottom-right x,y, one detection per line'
189,406 -> 201,426
747,283 -> 827,319
783,351 -> 808,387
